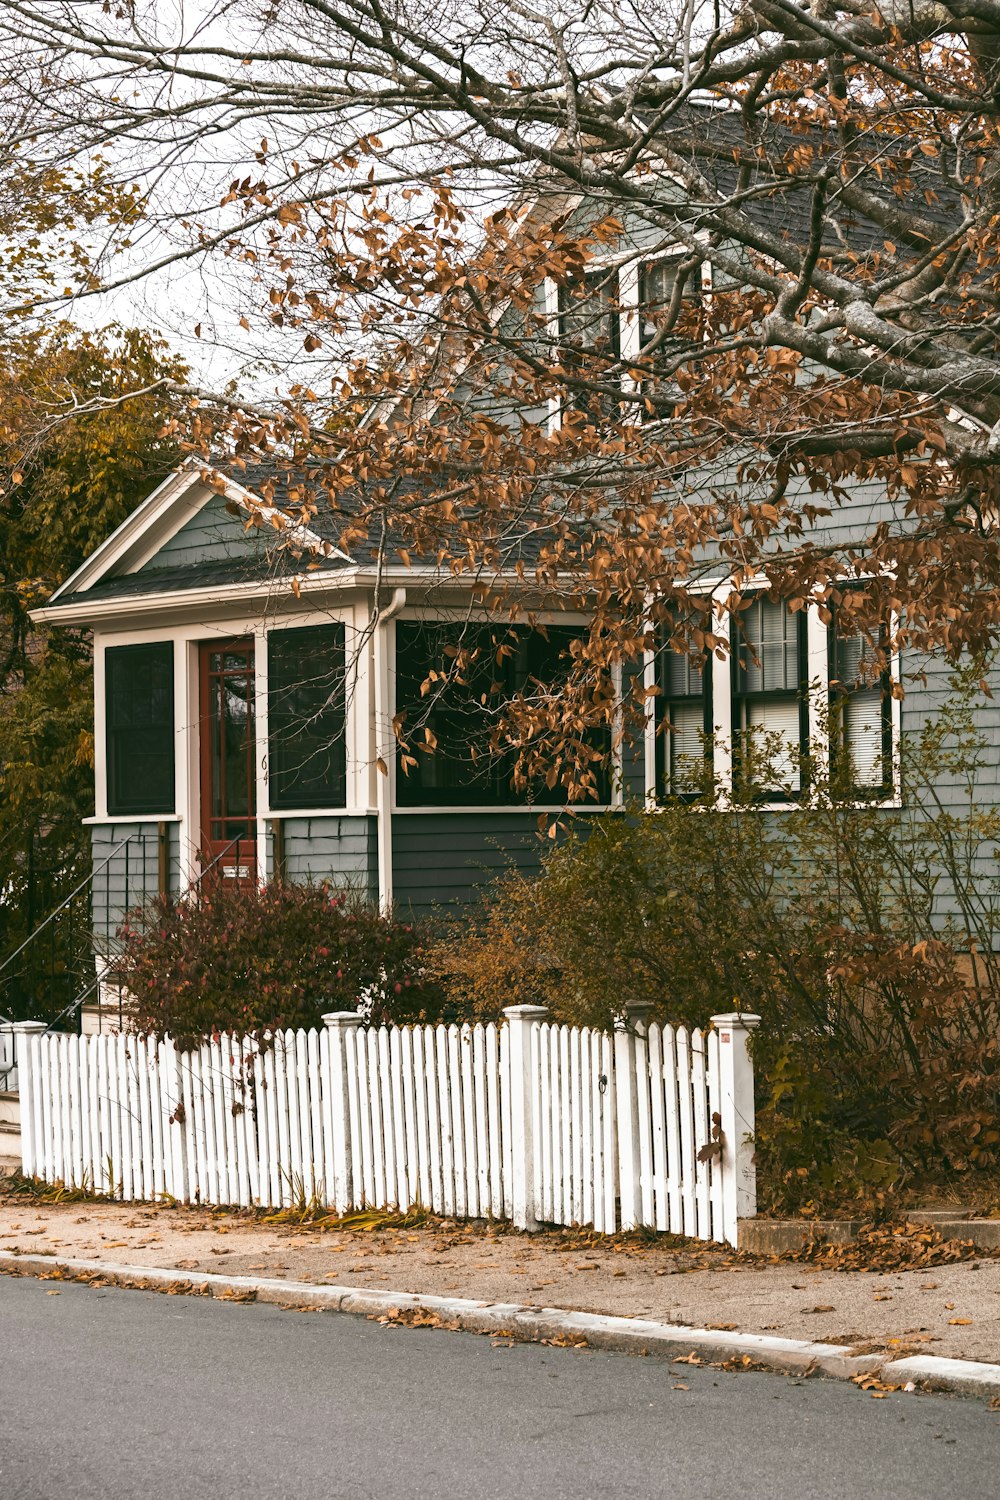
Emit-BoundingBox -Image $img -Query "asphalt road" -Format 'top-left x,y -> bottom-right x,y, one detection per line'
1,1275 -> 999,1500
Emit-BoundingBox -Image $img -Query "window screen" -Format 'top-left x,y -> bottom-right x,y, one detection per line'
105,642 -> 175,815
732,599 -> 808,799
394,622 -> 610,807
268,623 -> 347,810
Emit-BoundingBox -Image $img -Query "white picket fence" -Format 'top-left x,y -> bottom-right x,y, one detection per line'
1,1005 -> 758,1244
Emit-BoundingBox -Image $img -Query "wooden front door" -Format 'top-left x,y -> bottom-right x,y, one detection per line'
199,640 -> 257,884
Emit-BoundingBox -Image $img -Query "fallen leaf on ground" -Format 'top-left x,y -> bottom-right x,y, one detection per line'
948,1317 -> 972,1325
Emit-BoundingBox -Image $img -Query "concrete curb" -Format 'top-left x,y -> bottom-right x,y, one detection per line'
1,1250 -> 998,1398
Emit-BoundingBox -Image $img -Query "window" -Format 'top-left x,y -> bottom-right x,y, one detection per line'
732,599 -> 808,800
394,621 -> 610,807
105,642 -> 175,816
558,269 -> 620,418
828,612 -> 893,796
268,624 -> 347,810
656,642 -> 713,797
638,259 -> 702,361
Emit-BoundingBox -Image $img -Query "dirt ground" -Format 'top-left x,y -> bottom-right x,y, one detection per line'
3,1186 -> 1000,1363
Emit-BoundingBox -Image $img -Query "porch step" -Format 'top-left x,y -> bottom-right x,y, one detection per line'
0,1115 -> 21,1172
0,1091 -> 19,1128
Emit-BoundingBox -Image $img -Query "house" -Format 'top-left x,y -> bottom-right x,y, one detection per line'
26,133 -> 1000,1027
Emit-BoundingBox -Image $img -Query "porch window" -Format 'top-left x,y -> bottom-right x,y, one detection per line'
656,641 -> 713,798
828,612 -> 893,796
732,599 -> 809,800
105,641 -> 175,815
394,621 -> 610,807
267,623 -> 347,810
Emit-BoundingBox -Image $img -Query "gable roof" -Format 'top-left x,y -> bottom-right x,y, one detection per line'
38,457 -> 354,615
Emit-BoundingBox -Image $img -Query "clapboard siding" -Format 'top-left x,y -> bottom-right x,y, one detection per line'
91,822 -> 181,949
268,815 -> 377,899
139,491 -> 268,570
392,812 -> 594,913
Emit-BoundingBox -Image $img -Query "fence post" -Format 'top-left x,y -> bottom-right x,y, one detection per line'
322,1012 -> 365,1212
614,1001 -> 654,1231
0,1020 -> 47,1178
503,1004 -> 548,1231
710,1012 -> 760,1247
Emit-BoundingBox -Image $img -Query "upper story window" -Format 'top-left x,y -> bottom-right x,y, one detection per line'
106,642 -> 175,816
267,623 -> 347,811
394,621 -> 610,807
732,598 -> 809,801
553,256 -> 702,424
828,611 -> 893,797
557,270 -> 620,419
656,640 -> 713,798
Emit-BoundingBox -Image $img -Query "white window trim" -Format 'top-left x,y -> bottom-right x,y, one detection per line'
545,241 -> 709,434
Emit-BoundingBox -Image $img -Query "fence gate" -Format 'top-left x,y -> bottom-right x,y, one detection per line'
1,1005 -> 758,1245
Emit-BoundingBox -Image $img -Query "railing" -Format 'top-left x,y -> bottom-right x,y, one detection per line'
0,1015 -> 15,1091
0,830 -> 159,1031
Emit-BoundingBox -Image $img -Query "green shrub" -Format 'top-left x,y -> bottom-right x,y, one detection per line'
115,882 -> 445,1048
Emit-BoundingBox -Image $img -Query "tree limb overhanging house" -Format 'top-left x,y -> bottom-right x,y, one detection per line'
15,99 -> 997,1038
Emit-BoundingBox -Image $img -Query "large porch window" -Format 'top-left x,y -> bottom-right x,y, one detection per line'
394,621 -> 610,807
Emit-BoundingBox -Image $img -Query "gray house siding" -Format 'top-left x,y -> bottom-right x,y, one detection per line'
391,813 -> 550,914
139,492 -> 269,571
91,821 -> 181,950
268,815 -> 377,900
391,811 -> 606,915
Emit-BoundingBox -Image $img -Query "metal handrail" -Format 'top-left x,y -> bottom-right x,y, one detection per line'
0,835 -> 132,980
191,835 -> 246,890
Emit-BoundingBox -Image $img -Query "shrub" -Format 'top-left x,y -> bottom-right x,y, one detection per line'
115,882 -> 445,1048
430,667 -> 1000,1211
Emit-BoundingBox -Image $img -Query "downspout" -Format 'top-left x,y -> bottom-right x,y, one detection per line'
373,588 -> 407,914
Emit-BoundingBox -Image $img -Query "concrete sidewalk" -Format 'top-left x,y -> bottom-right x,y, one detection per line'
3,1187 -> 1000,1364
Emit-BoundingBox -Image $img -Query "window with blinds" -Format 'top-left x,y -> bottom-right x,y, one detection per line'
105,642 -> 175,816
267,623 -> 347,810
732,599 -> 808,800
829,616 -> 892,796
657,644 -> 712,797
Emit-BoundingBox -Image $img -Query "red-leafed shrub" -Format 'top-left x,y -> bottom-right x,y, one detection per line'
114,882 -> 445,1047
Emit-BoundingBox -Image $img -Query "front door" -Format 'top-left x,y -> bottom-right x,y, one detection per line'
199,640 -> 257,885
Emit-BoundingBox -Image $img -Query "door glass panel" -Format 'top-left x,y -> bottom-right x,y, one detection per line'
204,645 -> 256,844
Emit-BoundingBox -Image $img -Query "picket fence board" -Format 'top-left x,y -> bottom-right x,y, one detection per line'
12,1010 -> 749,1246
